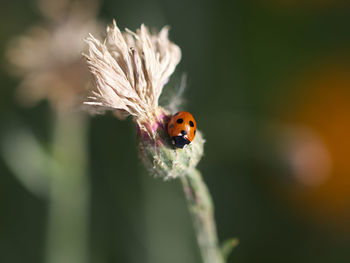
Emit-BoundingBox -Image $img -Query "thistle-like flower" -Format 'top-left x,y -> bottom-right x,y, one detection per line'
83,21 -> 204,179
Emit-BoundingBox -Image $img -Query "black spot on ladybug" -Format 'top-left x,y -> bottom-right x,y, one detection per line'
194,130 -> 196,135
169,124 -> 174,129
181,130 -> 187,135
189,120 -> 194,127
177,118 -> 183,124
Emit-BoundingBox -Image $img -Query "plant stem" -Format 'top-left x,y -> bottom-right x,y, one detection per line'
180,169 -> 224,263
46,111 -> 89,263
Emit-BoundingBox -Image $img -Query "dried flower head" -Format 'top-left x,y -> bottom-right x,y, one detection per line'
84,20 -> 181,122
6,3 -> 101,110
84,21 -> 204,179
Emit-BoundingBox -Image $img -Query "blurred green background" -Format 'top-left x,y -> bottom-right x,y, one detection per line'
1,0 -> 350,262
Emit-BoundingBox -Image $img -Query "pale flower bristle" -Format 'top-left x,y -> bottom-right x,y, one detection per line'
83,20 -> 181,122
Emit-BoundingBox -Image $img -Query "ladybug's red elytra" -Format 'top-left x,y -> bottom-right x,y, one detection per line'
167,111 -> 197,148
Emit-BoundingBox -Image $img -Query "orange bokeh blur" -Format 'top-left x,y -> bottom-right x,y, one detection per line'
277,56 -> 350,229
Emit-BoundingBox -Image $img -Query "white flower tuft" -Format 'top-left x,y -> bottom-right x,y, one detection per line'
84,20 -> 181,122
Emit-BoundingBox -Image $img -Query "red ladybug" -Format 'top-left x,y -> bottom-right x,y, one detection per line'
167,111 -> 197,148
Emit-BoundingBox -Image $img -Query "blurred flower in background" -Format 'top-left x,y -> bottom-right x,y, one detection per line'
6,0 -> 101,110
3,1 -> 103,263
37,0 -> 99,22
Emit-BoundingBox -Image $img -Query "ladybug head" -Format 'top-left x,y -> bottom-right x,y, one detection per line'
172,136 -> 191,148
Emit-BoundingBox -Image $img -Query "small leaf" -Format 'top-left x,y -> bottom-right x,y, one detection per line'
221,237 -> 239,260
1,128 -> 58,197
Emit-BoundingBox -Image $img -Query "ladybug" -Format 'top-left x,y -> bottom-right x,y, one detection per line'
167,111 -> 197,148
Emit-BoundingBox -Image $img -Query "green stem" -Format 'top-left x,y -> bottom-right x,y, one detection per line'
46,111 -> 89,263
180,169 -> 224,263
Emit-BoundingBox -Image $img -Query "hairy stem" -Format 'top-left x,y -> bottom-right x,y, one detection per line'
46,111 -> 89,263
180,169 -> 224,263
